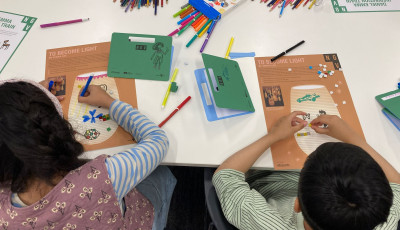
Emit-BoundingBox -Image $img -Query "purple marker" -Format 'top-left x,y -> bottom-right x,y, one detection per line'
200,19 -> 219,53
40,18 -> 89,28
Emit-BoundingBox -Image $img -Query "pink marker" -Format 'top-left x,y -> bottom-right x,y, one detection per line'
40,18 -> 90,28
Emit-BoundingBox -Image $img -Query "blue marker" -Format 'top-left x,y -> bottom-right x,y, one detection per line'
398,82 -> 400,89
48,80 -> 54,91
80,75 -> 93,97
178,10 -> 198,25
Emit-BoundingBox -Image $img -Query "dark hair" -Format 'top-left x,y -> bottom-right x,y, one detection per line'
298,142 -> 393,230
0,82 -> 86,193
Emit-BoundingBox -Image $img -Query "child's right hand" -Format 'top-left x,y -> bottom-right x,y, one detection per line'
78,85 -> 115,109
310,115 -> 363,144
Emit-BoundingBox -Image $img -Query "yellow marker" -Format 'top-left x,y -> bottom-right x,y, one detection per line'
225,37 -> 234,59
161,68 -> 178,109
199,23 -> 211,37
308,0 -> 316,9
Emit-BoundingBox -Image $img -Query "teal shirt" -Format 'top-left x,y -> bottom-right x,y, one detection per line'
213,169 -> 400,230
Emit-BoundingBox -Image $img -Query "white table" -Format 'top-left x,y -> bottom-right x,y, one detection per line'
1,0 -> 400,171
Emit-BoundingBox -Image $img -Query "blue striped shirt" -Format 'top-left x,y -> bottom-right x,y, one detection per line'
12,100 -> 169,209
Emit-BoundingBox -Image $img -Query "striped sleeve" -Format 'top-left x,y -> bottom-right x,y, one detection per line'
375,183 -> 400,230
105,100 -> 169,202
212,169 -> 296,230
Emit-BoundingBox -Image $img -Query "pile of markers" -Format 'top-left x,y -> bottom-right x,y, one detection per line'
113,0 -> 165,15
260,0 -> 321,17
168,3 -> 220,53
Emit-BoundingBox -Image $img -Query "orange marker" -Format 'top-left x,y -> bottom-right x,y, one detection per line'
180,6 -> 194,18
192,15 -> 205,28
194,17 -> 207,31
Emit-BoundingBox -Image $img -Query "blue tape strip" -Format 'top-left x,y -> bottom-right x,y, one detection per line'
229,52 -> 256,59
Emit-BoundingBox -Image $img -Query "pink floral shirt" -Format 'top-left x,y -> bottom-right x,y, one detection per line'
0,155 -> 154,230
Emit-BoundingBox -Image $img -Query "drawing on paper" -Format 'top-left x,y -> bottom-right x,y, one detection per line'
68,71 -> 120,145
291,85 -> 340,155
151,42 -> 168,70
297,93 -> 320,103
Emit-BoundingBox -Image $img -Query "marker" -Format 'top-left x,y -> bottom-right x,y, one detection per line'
162,69 -> 179,108
173,5 -> 190,17
271,40 -> 305,62
199,23 -> 211,37
80,75 -> 93,97
186,19 -> 212,48
177,13 -> 203,36
48,80 -> 54,91
40,18 -> 89,28
308,0 -> 316,9
225,37 -> 234,59
280,0 -> 286,17
159,96 -> 191,127
200,18 -> 219,53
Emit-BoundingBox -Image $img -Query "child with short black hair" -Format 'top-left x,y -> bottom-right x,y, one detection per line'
213,112 -> 400,230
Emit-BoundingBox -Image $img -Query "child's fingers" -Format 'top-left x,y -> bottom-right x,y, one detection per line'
292,117 -> 307,126
289,111 -> 307,120
56,96 -> 64,101
292,122 -> 306,133
311,125 -> 329,134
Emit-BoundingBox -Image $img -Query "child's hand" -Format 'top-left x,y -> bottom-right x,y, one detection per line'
39,78 -> 64,101
310,115 -> 362,144
268,111 -> 308,142
78,85 -> 115,109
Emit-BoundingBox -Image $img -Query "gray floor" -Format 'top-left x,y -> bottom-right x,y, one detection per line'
166,166 -> 211,230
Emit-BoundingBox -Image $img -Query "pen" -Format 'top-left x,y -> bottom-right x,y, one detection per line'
80,75 -> 93,97
162,69 -> 179,108
159,96 -> 192,127
271,40 -> 305,62
40,18 -> 89,28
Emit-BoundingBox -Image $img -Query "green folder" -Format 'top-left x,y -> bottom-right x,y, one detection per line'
376,89 -> 400,119
202,53 -> 254,112
107,33 -> 172,81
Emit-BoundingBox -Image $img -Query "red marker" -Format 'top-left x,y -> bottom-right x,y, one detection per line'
159,96 -> 191,128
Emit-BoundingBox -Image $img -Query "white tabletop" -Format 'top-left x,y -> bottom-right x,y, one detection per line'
1,0 -> 400,171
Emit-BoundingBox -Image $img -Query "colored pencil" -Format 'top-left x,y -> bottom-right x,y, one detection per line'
159,96 -> 192,128
40,18 -> 89,28
303,0 -> 310,6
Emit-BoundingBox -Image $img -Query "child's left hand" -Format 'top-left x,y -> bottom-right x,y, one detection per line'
268,111 -> 308,142
39,78 -> 64,101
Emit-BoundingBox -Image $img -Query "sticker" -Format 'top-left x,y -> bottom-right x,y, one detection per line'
297,93 -> 320,103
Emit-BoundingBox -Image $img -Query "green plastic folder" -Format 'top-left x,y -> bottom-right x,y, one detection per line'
108,33 -> 172,81
202,53 -> 254,112
376,89 -> 400,119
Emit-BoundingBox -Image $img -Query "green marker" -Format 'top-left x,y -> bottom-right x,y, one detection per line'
186,19 -> 212,48
178,13 -> 202,36
173,5 -> 191,18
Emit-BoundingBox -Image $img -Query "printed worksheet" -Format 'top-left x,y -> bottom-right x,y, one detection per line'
331,0 -> 400,13
254,54 -> 364,170
45,42 -> 138,151
0,11 -> 36,73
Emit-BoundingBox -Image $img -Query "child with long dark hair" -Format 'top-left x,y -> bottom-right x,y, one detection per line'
0,79 -> 175,230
